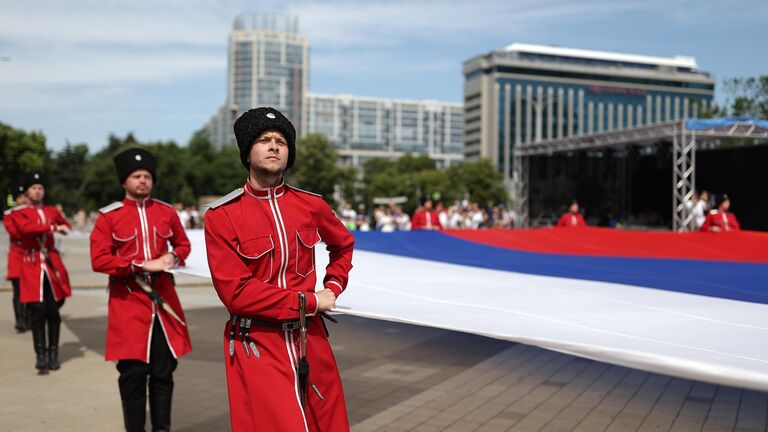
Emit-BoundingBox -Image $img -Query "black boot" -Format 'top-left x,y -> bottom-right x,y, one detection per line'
12,281 -> 27,332
32,321 -> 48,373
121,398 -> 147,432
149,383 -> 172,432
48,318 -> 61,370
19,303 -> 29,332
13,299 -> 24,331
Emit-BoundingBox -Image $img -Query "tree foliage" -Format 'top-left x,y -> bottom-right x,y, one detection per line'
361,154 -> 505,213
48,143 -> 89,212
722,75 -> 768,118
2,122 -> 509,217
446,159 -> 507,207
287,133 -> 355,209
0,123 -> 47,205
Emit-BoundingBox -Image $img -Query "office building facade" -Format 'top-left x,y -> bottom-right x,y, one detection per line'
305,93 -> 464,169
463,43 -> 716,177
207,13 -> 309,148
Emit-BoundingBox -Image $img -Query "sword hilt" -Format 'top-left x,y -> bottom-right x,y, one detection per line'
298,292 -> 306,328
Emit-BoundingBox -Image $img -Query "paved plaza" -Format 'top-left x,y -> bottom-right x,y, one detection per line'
1,234 -> 767,431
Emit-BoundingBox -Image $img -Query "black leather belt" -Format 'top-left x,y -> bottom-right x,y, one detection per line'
231,315 -> 310,332
227,313 -> 337,359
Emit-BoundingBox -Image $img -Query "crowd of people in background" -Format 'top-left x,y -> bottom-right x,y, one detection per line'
9,191 -> 741,235
338,196 -> 517,232
689,191 -> 741,232
335,190 -> 741,234
173,203 -> 201,230
50,203 -> 203,234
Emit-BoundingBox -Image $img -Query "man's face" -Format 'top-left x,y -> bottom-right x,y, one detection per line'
249,130 -> 288,175
423,200 -> 433,210
569,203 -> 579,213
720,199 -> 730,212
123,169 -> 153,198
26,184 -> 45,203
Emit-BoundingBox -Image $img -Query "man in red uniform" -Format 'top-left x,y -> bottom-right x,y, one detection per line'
411,195 -> 443,230
556,200 -> 587,227
4,183 -> 30,332
90,148 -> 192,432
11,172 -> 71,373
205,107 -> 354,432
700,193 -> 741,232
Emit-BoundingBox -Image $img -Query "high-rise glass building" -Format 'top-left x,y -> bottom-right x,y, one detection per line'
206,13 -> 463,170
305,94 -> 464,169
207,13 -> 309,148
463,43 -> 715,176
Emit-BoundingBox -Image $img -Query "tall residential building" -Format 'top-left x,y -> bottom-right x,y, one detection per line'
463,43 -> 715,176
305,93 -> 464,169
207,13 -> 309,148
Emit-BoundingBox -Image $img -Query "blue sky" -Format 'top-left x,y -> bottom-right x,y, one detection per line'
0,0 -> 765,152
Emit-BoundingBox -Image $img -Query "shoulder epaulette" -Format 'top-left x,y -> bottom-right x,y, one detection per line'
4,204 -> 27,215
708,209 -> 718,214
152,198 -> 173,208
205,188 -> 244,212
99,201 -> 124,214
286,184 -> 322,198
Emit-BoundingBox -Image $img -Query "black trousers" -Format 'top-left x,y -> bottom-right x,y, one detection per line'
11,278 -> 27,329
117,317 -> 177,431
116,318 -> 178,401
26,275 -> 64,337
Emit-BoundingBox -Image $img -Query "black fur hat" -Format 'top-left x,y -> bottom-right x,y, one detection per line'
234,107 -> 296,170
21,172 -> 44,191
9,181 -> 25,197
114,148 -> 157,184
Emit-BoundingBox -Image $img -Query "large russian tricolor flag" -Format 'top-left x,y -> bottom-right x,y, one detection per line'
180,228 -> 768,391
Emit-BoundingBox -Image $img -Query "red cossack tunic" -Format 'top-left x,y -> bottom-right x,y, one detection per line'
3,206 -> 25,280
204,182 -> 354,432
411,209 -> 443,230
90,197 -> 192,362
556,212 -> 587,227
10,204 -> 71,303
700,210 -> 741,232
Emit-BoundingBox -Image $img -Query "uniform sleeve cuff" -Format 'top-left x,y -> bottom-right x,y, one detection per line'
304,292 -> 318,316
131,260 -> 145,272
326,281 -> 343,297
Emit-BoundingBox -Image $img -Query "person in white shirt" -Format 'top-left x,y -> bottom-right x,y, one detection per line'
692,190 -> 709,230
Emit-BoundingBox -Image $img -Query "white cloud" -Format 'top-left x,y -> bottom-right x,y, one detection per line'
290,0 -> 653,48
0,0 -> 231,47
1,48 -> 224,85
0,0 -> 232,87
0,0 -> 764,151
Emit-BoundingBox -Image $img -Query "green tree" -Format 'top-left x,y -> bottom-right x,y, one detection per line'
78,133 -> 190,209
287,133 -> 355,208
48,142 -> 89,213
446,159 -> 506,208
362,154 -> 450,213
722,76 -> 768,118
78,134 -> 129,209
0,123 -> 48,205
146,140 -> 193,204
185,129 -> 244,197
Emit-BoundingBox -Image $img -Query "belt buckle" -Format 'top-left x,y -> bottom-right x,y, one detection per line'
282,321 -> 298,331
